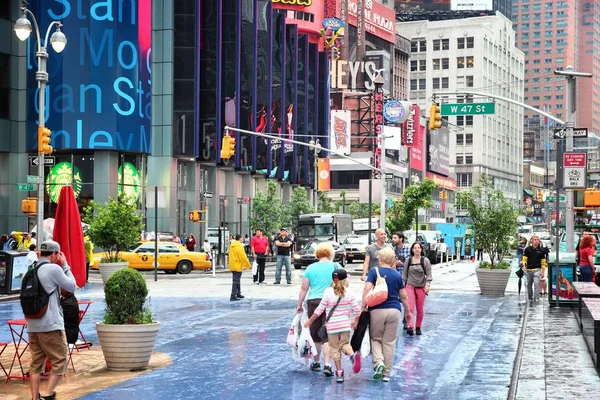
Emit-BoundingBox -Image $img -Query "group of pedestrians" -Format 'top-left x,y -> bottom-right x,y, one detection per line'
297,229 -> 433,383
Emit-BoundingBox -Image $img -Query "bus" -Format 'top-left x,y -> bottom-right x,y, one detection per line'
297,214 -> 353,248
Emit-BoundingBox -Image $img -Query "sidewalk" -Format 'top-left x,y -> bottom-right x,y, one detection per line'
514,299 -> 600,399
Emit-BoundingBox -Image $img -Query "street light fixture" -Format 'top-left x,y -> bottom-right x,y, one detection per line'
308,138 -> 320,212
15,5 -> 67,241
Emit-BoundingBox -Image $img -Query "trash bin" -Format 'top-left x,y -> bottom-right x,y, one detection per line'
0,250 -> 29,294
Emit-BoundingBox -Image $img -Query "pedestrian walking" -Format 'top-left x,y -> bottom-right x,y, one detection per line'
274,228 -> 293,284
228,234 -> 251,301
578,234 -> 596,282
185,234 -> 196,252
403,242 -> 432,336
251,229 -> 270,284
296,242 -> 339,376
361,229 -> 392,281
392,232 -> 410,272
517,237 -> 527,266
22,240 -> 76,400
521,235 -> 547,304
304,268 -> 362,383
361,247 -> 412,382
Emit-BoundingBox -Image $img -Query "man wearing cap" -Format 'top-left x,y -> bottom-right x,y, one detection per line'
26,240 -> 76,400
274,228 -> 293,284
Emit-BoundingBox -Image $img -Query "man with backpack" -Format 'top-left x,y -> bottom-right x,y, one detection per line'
21,240 -> 76,400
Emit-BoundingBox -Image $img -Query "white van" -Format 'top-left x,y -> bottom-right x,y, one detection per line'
207,227 -> 230,253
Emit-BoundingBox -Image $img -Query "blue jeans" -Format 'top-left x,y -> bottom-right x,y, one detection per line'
275,255 -> 291,283
580,266 -> 594,282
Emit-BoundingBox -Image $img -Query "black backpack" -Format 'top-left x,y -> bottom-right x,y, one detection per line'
20,261 -> 52,319
406,257 -> 427,287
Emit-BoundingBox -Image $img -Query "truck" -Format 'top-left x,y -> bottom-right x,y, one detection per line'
352,218 -> 380,235
297,213 -> 353,249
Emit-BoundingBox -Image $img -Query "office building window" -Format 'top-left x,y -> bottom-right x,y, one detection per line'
457,37 -> 474,49
457,56 -> 474,68
433,38 -> 449,51
466,116 -> 473,126
465,155 -> 473,164
466,76 -> 474,87
456,155 -> 464,164
411,60 -> 426,71
432,77 -> 449,89
457,173 -> 473,187
456,134 -> 464,145
466,134 -> 473,144
411,40 -> 426,52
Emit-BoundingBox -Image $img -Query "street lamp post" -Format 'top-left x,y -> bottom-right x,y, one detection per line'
308,138 -> 320,212
411,174 -> 420,237
15,6 -> 67,241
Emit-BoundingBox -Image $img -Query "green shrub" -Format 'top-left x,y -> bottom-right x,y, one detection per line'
103,268 -> 152,324
496,260 -> 511,269
479,260 -> 492,269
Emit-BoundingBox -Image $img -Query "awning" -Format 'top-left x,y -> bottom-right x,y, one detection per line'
523,189 -> 534,196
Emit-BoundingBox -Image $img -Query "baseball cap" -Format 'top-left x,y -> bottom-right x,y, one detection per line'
280,227 -> 287,232
40,240 -> 61,253
332,269 -> 348,281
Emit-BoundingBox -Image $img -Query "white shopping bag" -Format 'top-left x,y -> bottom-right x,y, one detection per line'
287,313 -> 301,347
360,329 -> 371,358
251,260 -> 258,276
297,325 -> 318,359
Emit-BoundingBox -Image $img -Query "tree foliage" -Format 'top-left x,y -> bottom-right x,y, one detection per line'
385,179 -> 438,235
283,186 -> 313,233
103,268 -> 152,324
348,201 -> 380,220
83,194 -> 143,263
455,175 -> 518,268
250,180 -> 283,235
318,191 -> 336,213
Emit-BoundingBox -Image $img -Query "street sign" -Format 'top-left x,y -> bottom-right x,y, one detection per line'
440,102 -> 495,116
17,183 -> 37,191
563,152 -> 587,189
26,175 -> 39,184
385,173 -> 394,180
553,127 -> 588,139
29,156 -> 55,167
237,196 -> 251,204
203,191 -> 213,199
546,195 -> 566,202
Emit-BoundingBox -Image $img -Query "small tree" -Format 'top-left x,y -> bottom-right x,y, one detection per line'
250,179 -> 283,235
318,192 -> 336,213
283,186 -> 313,233
334,189 -> 349,214
348,202 -> 380,219
83,194 -> 143,263
455,175 -> 518,268
386,179 -> 438,235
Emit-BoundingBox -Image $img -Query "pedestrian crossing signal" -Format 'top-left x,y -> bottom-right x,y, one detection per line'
188,209 -> 207,223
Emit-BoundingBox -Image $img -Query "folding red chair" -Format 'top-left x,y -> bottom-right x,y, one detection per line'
0,342 -> 9,381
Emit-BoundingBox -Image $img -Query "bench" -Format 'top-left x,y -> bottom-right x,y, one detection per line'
572,282 -> 600,329
581,298 -> 600,370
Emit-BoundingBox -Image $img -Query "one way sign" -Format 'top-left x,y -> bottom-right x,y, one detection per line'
553,127 -> 588,139
29,156 -> 55,167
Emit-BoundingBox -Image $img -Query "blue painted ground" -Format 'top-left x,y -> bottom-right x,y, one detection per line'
0,284 -> 524,400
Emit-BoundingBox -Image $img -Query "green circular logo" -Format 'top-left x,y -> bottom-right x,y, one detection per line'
118,162 -> 141,202
46,162 -> 82,204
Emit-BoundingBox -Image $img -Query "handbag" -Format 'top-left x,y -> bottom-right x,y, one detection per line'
317,297 -> 342,341
365,267 -> 389,307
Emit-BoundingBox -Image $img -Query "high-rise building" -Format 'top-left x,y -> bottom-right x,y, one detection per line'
400,14 -> 525,221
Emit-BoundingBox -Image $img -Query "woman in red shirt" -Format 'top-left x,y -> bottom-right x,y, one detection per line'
578,235 -> 596,282
185,234 -> 196,252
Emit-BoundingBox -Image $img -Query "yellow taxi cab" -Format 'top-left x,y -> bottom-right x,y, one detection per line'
91,241 -> 211,274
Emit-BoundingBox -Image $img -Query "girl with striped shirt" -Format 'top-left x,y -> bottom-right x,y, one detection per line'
304,269 -> 362,382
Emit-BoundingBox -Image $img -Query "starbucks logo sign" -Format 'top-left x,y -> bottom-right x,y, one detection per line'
46,162 -> 82,204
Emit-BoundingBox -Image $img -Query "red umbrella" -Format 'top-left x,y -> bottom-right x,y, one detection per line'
52,186 -> 86,287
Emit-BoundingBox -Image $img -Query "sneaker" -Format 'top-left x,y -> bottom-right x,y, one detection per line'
351,352 -> 362,373
230,297 -> 240,301
416,327 -> 422,336
309,362 -> 321,371
260,281 -> 267,284
406,328 -> 414,336
382,376 -> 390,383
373,363 -> 384,380
237,295 -> 245,299
323,365 -> 334,376
336,370 -> 345,383
287,281 -> 292,284
254,281 -> 259,285
273,281 -> 281,285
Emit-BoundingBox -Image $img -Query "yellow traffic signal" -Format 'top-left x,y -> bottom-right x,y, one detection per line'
188,209 -> 208,222
429,103 -> 442,131
38,126 -> 52,155
21,197 -> 37,215
220,135 -> 236,159
537,189 -> 544,203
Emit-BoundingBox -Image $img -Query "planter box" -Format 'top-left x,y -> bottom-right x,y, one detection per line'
99,262 -> 128,284
96,322 -> 161,371
476,268 -> 511,296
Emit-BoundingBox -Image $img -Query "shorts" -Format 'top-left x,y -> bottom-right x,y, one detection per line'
307,299 -> 327,344
328,331 -> 353,361
28,330 -> 68,375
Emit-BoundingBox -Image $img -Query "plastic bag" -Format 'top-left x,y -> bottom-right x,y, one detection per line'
287,313 -> 301,347
251,260 -> 258,276
360,329 -> 371,358
298,324 -> 318,359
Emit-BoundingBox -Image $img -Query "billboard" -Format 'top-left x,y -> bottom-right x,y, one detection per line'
451,0 -> 494,11
395,0 -> 452,12
26,0 -> 152,153
427,123 -> 450,177
409,105 -> 424,171
330,110 -> 352,155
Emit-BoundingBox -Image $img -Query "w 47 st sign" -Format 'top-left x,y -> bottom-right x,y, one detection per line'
440,102 -> 495,115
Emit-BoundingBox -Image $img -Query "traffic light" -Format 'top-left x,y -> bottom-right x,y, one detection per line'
21,197 -> 37,215
220,135 -> 236,159
38,126 -> 52,155
584,190 -> 600,208
537,189 -> 544,203
429,103 -> 442,131
188,208 -> 208,223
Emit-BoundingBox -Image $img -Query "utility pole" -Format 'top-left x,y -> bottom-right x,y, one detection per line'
554,66 -> 592,252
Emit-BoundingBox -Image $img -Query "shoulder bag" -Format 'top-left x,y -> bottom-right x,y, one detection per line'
317,296 -> 342,341
365,267 -> 389,307
406,257 -> 427,288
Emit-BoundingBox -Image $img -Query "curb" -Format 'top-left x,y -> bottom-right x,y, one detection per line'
507,299 -> 529,400
0,294 -> 19,303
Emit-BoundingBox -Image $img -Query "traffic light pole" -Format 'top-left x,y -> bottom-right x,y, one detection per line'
36,46 -> 49,242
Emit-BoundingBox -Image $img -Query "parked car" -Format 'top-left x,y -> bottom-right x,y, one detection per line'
293,240 -> 346,269
534,231 -> 552,249
92,241 -> 212,274
342,235 -> 371,263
